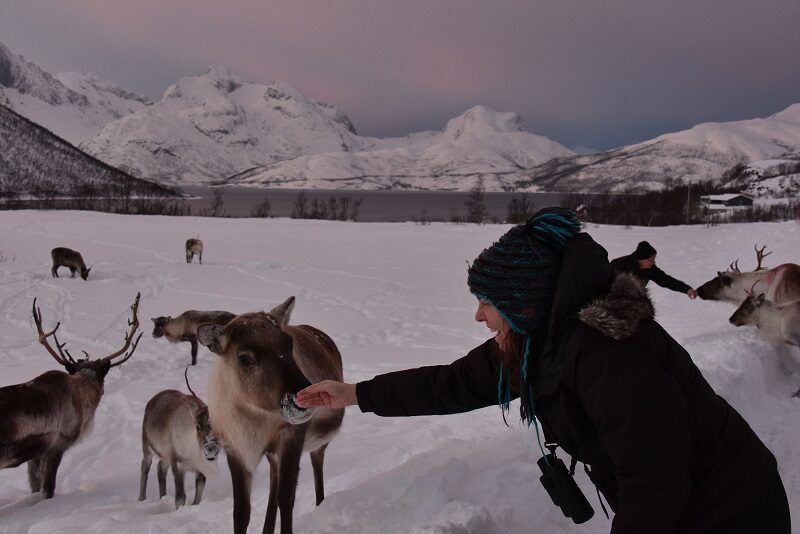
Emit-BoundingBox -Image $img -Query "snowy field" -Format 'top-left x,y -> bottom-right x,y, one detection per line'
1,210 -> 799,533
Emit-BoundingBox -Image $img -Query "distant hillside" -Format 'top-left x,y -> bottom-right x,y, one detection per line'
0,41 -> 150,144
518,104 -> 800,193
0,103 -> 177,200
222,105 -> 574,191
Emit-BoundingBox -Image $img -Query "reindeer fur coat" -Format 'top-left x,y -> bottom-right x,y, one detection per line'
356,234 -> 778,534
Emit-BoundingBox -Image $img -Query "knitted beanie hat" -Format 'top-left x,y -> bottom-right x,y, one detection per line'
467,207 -> 581,429
634,240 -> 657,260
467,207 -> 581,335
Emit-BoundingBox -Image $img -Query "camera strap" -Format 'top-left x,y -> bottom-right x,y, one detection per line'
584,464 -> 610,519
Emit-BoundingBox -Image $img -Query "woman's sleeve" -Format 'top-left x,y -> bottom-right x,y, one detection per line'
356,339 -> 507,416
573,335 -> 691,534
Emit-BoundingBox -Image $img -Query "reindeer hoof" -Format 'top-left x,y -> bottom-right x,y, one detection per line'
281,393 -> 313,425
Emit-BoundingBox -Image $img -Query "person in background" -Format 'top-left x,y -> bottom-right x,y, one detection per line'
297,208 -> 788,533
610,240 -> 698,299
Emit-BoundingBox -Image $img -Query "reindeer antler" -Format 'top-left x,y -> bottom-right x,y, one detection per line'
728,259 -> 741,273
754,244 -> 772,270
103,293 -> 143,368
32,298 -> 77,368
745,280 -> 760,297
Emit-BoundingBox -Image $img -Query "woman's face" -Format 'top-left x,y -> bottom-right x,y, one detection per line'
475,300 -> 511,345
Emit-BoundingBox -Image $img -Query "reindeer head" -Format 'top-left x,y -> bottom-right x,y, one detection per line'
151,316 -> 172,338
33,293 -> 142,380
80,265 -> 92,281
198,297 -> 312,416
729,282 -> 770,326
697,245 -> 772,302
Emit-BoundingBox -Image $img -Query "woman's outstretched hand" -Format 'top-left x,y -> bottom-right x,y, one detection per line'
296,380 -> 358,409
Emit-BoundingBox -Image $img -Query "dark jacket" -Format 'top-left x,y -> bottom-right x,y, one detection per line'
610,253 -> 692,294
356,234 -> 777,534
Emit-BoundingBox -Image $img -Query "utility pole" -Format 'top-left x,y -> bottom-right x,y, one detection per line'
686,180 -> 691,225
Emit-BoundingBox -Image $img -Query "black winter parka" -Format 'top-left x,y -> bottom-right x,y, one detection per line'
610,253 -> 692,294
356,234 -> 777,533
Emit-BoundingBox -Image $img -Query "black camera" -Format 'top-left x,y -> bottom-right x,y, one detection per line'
538,453 -> 594,524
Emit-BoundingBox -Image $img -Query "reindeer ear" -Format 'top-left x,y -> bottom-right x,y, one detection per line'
269,296 -> 295,327
151,317 -> 158,323
198,324 -> 228,354
757,294 -> 766,304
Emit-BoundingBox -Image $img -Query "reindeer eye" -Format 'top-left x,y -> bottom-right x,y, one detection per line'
721,276 -> 732,286
237,353 -> 255,367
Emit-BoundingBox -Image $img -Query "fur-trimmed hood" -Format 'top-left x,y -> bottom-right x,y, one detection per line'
578,273 -> 655,340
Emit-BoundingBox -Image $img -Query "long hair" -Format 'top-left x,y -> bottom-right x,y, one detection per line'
495,331 -> 524,394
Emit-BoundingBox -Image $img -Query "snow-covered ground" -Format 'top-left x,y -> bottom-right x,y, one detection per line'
0,210 -> 799,533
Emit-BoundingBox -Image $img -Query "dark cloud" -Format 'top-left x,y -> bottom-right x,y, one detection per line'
1,0 -> 798,149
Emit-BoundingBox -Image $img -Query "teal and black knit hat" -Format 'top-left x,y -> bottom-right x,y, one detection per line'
468,207 -> 581,335
467,207 -> 581,426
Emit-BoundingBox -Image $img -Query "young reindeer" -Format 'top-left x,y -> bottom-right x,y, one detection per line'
139,368 -> 220,508
0,293 -> 141,498
152,310 -> 236,365
51,247 -> 92,280
186,238 -> 203,264
697,244 -> 800,305
729,282 -> 800,347
197,296 -> 344,534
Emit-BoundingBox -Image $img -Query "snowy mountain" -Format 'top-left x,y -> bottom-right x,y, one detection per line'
223,105 -> 575,191
518,104 -> 800,193
0,103 -> 175,199
82,67 -> 364,185
0,42 -> 150,144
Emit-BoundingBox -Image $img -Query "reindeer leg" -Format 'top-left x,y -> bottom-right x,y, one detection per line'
193,472 -> 207,505
41,449 -> 65,499
70,268 -> 76,278
189,335 -> 199,365
228,453 -> 253,534
310,444 -> 328,506
139,450 -> 153,501
51,266 -> 58,278
172,460 -> 186,508
157,459 -> 169,498
264,454 -> 279,534
199,252 -> 202,265
27,457 -> 44,493
273,436 -> 304,534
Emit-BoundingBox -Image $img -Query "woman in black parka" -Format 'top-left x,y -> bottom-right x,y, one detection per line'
297,208 -> 790,533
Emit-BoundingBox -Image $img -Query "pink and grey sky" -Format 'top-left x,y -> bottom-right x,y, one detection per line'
2,0 -> 798,150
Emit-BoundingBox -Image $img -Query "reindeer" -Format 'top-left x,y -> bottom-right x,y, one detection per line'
152,310 -> 236,365
186,238 -> 203,264
139,368 -> 220,508
729,282 -> 800,347
697,244 -> 800,305
51,247 -> 91,280
197,296 -> 344,534
0,294 -> 141,498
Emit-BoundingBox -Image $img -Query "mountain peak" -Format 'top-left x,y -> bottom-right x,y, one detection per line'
442,105 -> 526,141
202,65 -> 242,93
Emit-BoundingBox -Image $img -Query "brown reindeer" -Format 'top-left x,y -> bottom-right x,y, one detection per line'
0,294 -> 142,498
152,310 -> 236,365
697,244 -> 800,304
139,368 -> 220,508
197,296 -> 344,534
186,238 -> 204,264
51,247 -> 91,280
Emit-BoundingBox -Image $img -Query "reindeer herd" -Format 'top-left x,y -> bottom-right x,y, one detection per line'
4,237 -> 799,533
2,239 -> 344,534
696,244 -> 800,347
